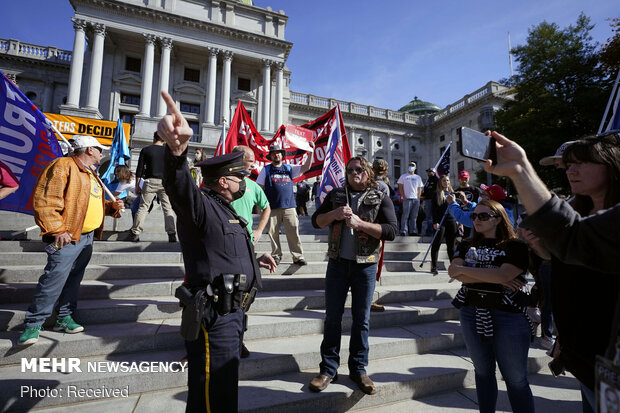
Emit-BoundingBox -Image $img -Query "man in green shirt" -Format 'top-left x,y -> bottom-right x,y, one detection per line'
231,146 -> 271,244
231,145 -> 271,359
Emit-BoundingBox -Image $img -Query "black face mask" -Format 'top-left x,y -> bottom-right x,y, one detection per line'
231,178 -> 246,201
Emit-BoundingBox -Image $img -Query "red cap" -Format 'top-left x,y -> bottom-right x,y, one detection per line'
458,170 -> 470,179
480,184 -> 507,201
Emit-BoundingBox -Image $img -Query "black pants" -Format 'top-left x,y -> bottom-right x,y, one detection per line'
185,306 -> 244,413
431,220 -> 458,268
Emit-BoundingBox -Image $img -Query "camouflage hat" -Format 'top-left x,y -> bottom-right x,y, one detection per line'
372,159 -> 388,173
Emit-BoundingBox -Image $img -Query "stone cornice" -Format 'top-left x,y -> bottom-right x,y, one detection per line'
0,53 -> 71,71
71,0 -> 293,60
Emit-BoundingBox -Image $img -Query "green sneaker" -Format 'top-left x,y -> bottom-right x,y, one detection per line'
53,316 -> 84,334
19,326 -> 42,345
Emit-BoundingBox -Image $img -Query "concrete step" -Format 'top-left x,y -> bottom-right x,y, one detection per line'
2,295 -> 182,330
0,265 -> 449,286
0,349 -> 188,411
0,322 -> 554,413
347,369 -> 582,413
0,251 -> 184,266
2,288 -> 459,333
236,348 -> 553,413
0,271 -> 455,305
0,279 -> 182,304
21,368 -> 581,413
0,264 -> 186,283
0,238 -> 435,253
244,299 -> 459,341
0,319 -> 183,367
0,250 -> 447,268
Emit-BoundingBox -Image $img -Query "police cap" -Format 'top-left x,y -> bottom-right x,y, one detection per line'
196,151 -> 249,179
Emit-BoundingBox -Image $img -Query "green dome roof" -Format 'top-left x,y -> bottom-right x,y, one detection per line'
398,96 -> 441,115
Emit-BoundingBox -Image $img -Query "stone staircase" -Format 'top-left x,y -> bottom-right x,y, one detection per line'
0,208 -> 572,412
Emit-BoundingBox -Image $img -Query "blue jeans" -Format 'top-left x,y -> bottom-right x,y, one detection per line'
422,199 -> 433,235
400,198 -> 420,234
459,306 -> 535,413
319,258 -> 377,378
538,261 -> 554,338
25,231 -> 94,327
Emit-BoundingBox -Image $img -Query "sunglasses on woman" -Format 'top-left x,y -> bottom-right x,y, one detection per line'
471,212 -> 498,221
346,166 -> 365,175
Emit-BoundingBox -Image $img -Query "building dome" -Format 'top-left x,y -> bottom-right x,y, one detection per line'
398,96 -> 441,115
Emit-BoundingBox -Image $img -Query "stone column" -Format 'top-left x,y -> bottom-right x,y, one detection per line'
220,51 -> 233,124
156,37 -> 172,117
139,34 -> 156,116
261,59 -> 272,132
85,23 -> 106,110
205,47 -> 218,125
274,62 -> 284,129
66,18 -> 87,107
386,133 -> 393,175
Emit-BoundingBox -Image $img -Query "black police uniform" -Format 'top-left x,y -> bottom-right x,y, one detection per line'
163,149 -> 262,413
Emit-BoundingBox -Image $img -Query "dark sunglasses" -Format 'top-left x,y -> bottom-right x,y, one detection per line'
346,166 -> 365,175
471,212 -> 498,221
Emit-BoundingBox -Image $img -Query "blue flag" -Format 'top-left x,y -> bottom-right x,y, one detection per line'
0,70 -> 62,215
100,118 -> 131,199
434,144 -> 451,177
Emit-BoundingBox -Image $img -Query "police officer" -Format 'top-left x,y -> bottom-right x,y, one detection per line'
158,91 -> 276,413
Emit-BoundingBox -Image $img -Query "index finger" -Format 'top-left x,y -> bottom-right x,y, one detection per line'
161,91 -> 181,116
490,130 -> 510,146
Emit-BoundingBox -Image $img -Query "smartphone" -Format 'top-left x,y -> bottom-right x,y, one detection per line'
458,127 -> 497,164
45,242 -> 60,255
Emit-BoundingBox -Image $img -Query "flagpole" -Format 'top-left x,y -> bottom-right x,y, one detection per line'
598,70 -> 620,135
221,119 -> 228,155
419,207 -> 449,271
48,121 -> 120,203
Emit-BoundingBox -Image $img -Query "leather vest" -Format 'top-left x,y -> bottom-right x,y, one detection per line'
327,187 -> 384,263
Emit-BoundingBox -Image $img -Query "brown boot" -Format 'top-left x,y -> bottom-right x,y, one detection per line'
370,302 -> 385,312
349,374 -> 376,395
309,373 -> 337,392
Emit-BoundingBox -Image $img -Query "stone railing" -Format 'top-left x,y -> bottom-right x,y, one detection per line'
432,81 -> 509,122
290,91 -> 420,126
0,38 -> 72,64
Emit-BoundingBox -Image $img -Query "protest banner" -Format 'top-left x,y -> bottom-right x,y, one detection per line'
0,70 -> 62,214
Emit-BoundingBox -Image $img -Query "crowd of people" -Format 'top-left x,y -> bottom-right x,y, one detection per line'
11,87 -> 620,413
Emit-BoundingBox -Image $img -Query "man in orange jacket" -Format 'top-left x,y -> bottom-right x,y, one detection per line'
18,135 -> 123,345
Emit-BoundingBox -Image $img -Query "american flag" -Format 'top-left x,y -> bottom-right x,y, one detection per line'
307,105 -> 351,204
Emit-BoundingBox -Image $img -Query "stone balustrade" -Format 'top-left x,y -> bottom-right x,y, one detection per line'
432,81 -> 505,122
290,91 -> 421,126
0,38 -> 72,63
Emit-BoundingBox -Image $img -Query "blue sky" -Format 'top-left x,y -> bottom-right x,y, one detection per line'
2,0 -> 617,110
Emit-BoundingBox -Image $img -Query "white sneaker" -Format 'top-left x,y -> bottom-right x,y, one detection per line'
540,336 -> 555,350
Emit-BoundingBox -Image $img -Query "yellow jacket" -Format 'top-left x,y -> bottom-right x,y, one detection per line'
33,156 -> 120,241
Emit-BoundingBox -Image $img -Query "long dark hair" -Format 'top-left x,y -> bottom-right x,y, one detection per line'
435,175 -> 453,206
562,137 -> 620,215
471,199 -> 516,244
345,157 -> 378,189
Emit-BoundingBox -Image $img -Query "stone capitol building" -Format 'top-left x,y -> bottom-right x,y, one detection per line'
0,0 -> 513,184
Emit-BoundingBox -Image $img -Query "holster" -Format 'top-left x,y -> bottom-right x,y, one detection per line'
212,274 -> 248,316
175,284 -> 209,342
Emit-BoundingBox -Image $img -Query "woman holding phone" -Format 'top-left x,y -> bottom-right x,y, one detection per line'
448,199 -> 535,413
429,175 -> 458,275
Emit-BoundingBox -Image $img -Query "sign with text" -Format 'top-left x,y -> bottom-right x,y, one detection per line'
44,113 -> 130,146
